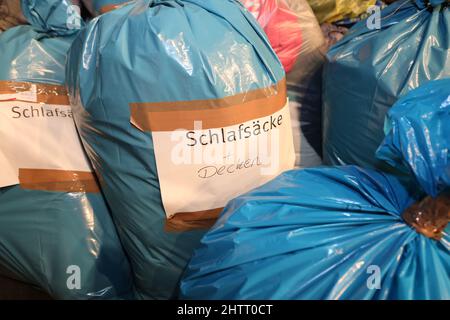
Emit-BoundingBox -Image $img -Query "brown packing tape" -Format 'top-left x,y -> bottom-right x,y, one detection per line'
19,169 -> 100,193
99,1 -> 133,14
0,81 -> 70,105
402,194 -> 450,241
130,78 -> 287,131
0,0 -> 27,32
165,208 -> 223,232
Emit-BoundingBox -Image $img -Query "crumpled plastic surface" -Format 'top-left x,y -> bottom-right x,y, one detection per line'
180,71 -> 450,300
66,0 -> 285,299
377,79 -> 450,197
242,0 -> 303,73
0,2 -> 133,299
323,0 -> 450,169
0,0 -> 27,32
415,0 -> 449,8
242,0 -> 325,168
180,166 -> 450,300
81,0 -> 129,16
20,0 -> 83,35
307,0 -> 377,24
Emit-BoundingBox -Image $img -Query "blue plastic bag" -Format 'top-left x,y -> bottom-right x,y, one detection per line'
180,166 -> 449,299
67,0 -> 291,299
180,80 -> 450,300
377,79 -> 450,197
21,0 -> 83,35
322,0 -> 450,169
0,0 -> 133,299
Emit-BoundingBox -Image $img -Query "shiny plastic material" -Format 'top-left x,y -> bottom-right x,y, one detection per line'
67,0 -> 286,299
307,0 -> 376,24
20,0 -> 82,35
180,166 -> 450,299
377,79 -> 450,197
323,0 -> 450,169
242,0 -> 303,73
243,0 -> 325,167
0,5 -> 133,299
81,0 -> 129,16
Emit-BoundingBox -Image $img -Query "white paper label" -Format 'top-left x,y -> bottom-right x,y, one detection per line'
0,99 -> 92,188
152,100 -> 295,218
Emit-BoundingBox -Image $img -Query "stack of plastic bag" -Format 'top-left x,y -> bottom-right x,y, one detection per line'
242,0 -> 325,167
0,0 -> 133,299
67,0 -> 294,299
323,0 -> 450,168
180,79 -> 449,300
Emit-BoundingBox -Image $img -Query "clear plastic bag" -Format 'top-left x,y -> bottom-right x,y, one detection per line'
242,0 -> 325,167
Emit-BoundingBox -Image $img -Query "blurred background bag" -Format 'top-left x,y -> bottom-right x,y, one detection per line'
242,0 -> 325,167
322,0 -> 450,169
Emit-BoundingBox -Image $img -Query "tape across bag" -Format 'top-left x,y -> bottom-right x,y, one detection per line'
180,79 -> 450,300
66,0 -> 294,298
376,78 -> 450,198
0,0 -> 133,299
322,0 -> 450,169
241,0 -> 325,168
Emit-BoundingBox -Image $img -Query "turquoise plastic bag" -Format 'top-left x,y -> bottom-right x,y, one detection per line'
377,79 -> 450,197
180,166 -> 449,299
0,0 -> 133,299
67,0 -> 289,299
180,80 -> 450,300
21,0 -> 83,35
322,0 -> 450,169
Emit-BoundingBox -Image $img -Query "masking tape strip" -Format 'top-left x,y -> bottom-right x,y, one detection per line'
19,168 -> 100,193
0,81 -> 69,105
130,78 -> 287,131
164,207 -> 223,232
